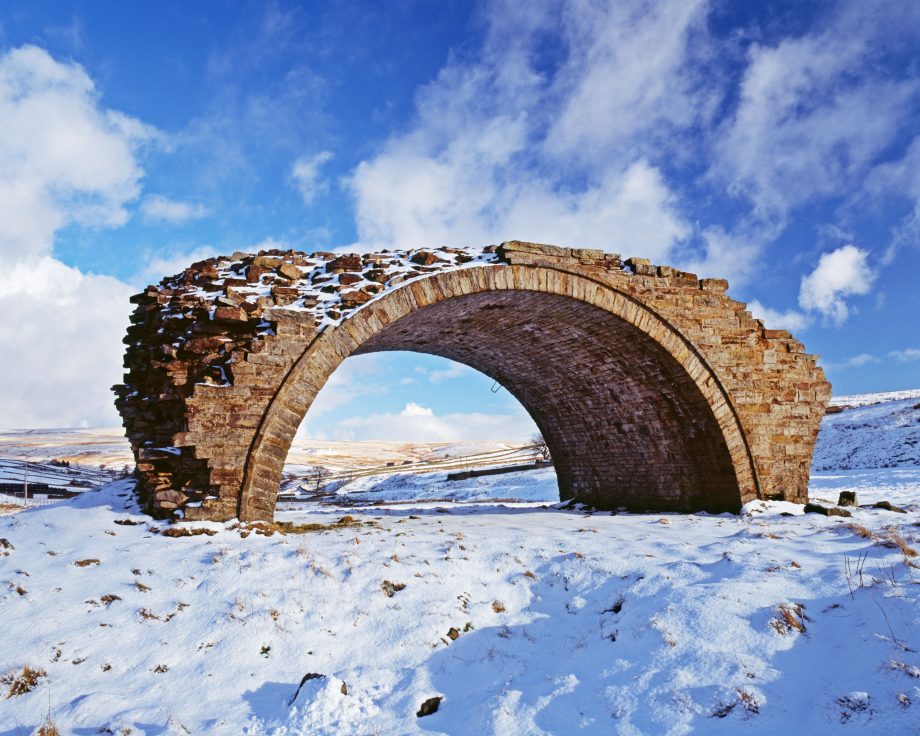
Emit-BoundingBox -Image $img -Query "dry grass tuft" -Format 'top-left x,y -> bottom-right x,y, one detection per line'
890,660 -> 920,678
771,604 -> 807,636
2,665 -> 46,698
161,526 -> 217,538
35,718 -> 61,735
74,559 -> 100,567
381,580 -> 406,597
492,600 -> 506,613
848,524 -> 876,540
881,533 -> 918,558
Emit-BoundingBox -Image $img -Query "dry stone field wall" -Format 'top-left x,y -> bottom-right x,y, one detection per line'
114,241 -> 830,522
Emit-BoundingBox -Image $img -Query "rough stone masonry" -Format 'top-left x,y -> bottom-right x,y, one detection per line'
113,241 -> 830,522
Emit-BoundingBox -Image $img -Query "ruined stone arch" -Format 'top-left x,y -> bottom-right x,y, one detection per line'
114,242 -> 830,522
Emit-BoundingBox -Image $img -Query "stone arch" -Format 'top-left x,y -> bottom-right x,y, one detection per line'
114,241 -> 830,522
240,265 -> 758,520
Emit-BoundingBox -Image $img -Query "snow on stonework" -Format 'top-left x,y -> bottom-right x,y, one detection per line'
135,246 -> 501,386
2,404 -> 920,733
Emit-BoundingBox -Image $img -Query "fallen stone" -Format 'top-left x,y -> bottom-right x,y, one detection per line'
838,491 -> 858,507
872,500 -> 907,513
289,673 -> 326,705
417,696 -> 442,717
446,627 -> 460,641
803,503 -> 852,517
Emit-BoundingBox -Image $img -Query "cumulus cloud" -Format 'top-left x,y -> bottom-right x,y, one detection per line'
290,151 -> 334,205
329,402 -> 537,442
347,1 -> 696,259
0,45 -> 156,259
0,258 -> 133,427
0,45 -> 157,427
140,195 -> 209,224
798,245 -> 875,325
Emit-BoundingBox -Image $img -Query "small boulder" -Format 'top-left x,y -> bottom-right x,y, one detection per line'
838,491 -> 858,507
417,696 -> 442,717
804,503 -> 852,517
872,500 -> 907,513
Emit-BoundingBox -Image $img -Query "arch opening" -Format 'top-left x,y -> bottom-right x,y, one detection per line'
244,285 -> 746,519
283,352 -> 553,506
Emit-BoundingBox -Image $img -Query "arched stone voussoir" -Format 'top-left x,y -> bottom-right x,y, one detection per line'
114,241 -> 829,521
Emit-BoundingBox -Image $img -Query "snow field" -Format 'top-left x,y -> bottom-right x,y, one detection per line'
1,468 -> 918,735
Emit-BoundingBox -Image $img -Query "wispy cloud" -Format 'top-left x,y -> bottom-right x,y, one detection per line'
889,348 -> 920,363
290,151 -> 334,205
140,195 -> 209,224
328,402 -> 536,442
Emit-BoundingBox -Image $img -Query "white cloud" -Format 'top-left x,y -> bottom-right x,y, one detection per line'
0,257 -> 133,427
889,348 -> 920,363
140,195 -> 209,224
347,1 -> 694,260
297,354 -> 389,429
712,9 -> 918,223
798,244 -> 875,325
329,402 -> 537,442
425,364 -> 469,383
133,245 -> 223,286
544,0 -> 713,164
747,299 -> 811,333
290,150 -> 334,205
0,45 -> 157,428
0,45 -> 157,259
822,353 -> 881,370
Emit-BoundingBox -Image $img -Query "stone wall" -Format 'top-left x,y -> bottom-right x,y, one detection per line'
114,241 -> 830,521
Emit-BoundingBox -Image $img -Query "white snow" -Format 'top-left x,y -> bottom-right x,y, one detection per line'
1,392 -> 919,734
813,397 -> 920,471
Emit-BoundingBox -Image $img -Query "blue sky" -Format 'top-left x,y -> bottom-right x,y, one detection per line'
0,0 -> 918,438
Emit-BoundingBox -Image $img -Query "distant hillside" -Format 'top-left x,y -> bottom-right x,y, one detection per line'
814,391 -> 920,471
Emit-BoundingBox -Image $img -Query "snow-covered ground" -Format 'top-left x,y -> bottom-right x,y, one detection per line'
1,391 -> 919,734
813,397 -> 920,471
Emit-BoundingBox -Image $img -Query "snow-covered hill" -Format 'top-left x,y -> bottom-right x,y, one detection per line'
814,395 -> 920,471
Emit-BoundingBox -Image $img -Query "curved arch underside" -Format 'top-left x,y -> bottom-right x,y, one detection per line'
353,290 -> 739,512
